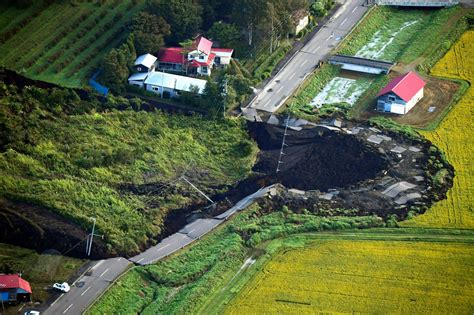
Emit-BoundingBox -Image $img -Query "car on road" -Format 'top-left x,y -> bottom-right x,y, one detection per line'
24,311 -> 40,315
53,282 -> 70,293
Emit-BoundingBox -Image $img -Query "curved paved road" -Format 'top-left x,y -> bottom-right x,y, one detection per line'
249,0 -> 369,112
43,186 -> 277,315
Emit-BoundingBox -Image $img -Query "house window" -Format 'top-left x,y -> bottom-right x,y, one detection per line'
152,87 -> 159,91
388,95 -> 396,102
137,67 -> 142,72
199,55 -> 205,60
201,66 -> 208,73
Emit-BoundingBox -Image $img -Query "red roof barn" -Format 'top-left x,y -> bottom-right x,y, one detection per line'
376,71 -> 426,114
0,274 -> 32,304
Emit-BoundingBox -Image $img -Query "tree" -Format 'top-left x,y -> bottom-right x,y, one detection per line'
131,12 -> 170,54
207,22 -> 240,47
147,0 -> 203,44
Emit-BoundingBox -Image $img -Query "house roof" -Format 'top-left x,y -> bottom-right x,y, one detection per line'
134,53 -> 157,69
144,72 -> 207,94
211,48 -> 234,57
128,72 -> 149,82
158,47 -> 185,64
189,53 -> 216,67
194,36 -> 213,55
0,275 -> 32,293
377,71 -> 426,102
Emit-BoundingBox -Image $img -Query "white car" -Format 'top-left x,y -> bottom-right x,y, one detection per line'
53,282 -> 70,293
24,311 -> 40,315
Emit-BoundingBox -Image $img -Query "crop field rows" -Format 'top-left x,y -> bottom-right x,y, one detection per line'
0,0 -> 145,87
226,239 -> 474,314
403,30 -> 474,229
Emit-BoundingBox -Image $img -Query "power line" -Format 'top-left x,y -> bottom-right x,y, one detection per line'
276,115 -> 290,173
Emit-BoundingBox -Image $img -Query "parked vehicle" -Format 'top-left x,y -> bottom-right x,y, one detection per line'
53,282 -> 70,293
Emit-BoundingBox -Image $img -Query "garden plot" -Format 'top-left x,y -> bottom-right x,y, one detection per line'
355,20 -> 419,61
310,77 -> 371,108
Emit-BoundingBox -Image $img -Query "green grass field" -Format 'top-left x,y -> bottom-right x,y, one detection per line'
0,84 -> 257,254
0,0 -> 145,87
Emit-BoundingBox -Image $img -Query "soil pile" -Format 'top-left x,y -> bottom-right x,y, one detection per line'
249,123 -> 388,191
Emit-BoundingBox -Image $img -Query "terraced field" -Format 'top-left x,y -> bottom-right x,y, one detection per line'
0,1 -> 145,87
226,239 -> 474,314
402,31 -> 474,228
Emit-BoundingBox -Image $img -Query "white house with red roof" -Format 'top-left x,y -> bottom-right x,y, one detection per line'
376,71 -> 426,114
0,274 -> 32,304
157,35 -> 233,76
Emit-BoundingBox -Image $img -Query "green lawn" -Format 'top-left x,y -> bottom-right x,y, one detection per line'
0,0 -> 146,87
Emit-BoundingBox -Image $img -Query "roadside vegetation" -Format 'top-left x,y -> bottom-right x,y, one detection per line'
402,30 -> 474,229
0,243 -> 85,307
0,82 -> 257,254
88,204 -> 384,314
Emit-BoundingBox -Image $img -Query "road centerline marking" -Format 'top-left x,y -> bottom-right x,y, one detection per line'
352,6 -> 357,13
137,258 -> 144,263
289,73 -> 296,80
341,18 -> 348,26
63,303 -> 73,314
157,244 -> 171,251
99,268 -> 110,278
81,286 -> 91,296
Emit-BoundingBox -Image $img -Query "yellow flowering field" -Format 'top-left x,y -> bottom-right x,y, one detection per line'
226,240 -> 474,314
402,30 -> 474,228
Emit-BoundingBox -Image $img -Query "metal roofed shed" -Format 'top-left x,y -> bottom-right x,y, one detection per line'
144,71 -> 207,97
134,53 -> 158,73
328,54 -> 395,74
0,274 -> 32,304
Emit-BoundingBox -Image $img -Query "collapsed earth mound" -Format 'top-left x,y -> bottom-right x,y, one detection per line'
249,123 -> 388,191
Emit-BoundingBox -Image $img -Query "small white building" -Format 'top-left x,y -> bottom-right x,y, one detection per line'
143,72 -> 207,98
134,53 -> 157,73
377,71 -> 426,115
292,9 -> 310,35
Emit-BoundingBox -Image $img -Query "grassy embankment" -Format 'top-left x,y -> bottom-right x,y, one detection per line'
0,0 -> 146,87
402,30 -> 474,229
0,243 -> 85,306
0,85 -> 257,254
88,202 -> 474,314
286,6 -> 470,120
88,205 -> 385,314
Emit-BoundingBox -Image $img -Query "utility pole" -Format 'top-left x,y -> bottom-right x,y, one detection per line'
276,115 -> 290,173
86,217 -> 96,257
181,176 -> 214,203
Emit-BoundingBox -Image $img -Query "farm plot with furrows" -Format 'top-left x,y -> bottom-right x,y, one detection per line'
0,0 -> 145,88
226,240 -> 474,314
402,31 -> 474,229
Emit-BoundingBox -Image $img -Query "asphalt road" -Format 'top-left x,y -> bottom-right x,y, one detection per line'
249,0 -> 369,112
44,258 -> 131,315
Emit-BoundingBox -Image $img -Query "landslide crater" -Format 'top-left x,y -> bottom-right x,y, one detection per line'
249,123 -> 389,191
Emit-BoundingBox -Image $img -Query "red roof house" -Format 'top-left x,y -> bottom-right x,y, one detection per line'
157,36 -> 233,77
376,71 -> 426,114
0,274 -> 32,304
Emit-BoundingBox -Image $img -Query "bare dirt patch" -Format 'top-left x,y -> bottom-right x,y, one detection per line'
361,74 -> 460,128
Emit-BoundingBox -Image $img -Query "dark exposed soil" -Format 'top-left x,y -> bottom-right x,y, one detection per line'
248,123 -> 389,191
0,199 -> 109,259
